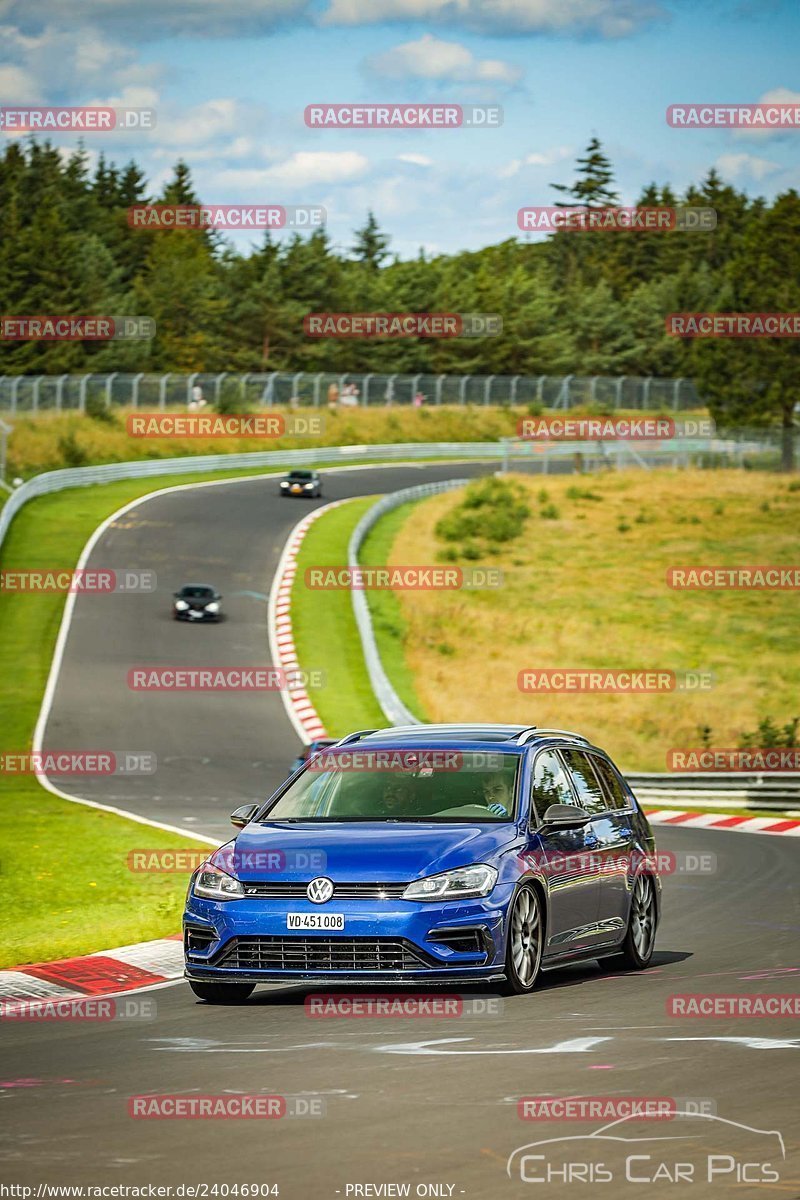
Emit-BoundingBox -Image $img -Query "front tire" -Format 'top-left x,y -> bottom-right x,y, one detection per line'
189,980 -> 255,1004
502,884 -> 543,995
601,874 -> 657,970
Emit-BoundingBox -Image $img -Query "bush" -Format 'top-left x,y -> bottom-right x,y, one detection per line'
57,430 -> 89,467
434,476 -> 530,561
84,392 -> 119,425
738,716 -> 799,750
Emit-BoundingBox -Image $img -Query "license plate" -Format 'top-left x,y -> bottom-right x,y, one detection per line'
287,913 -> 344,930
291,485 -> 301,493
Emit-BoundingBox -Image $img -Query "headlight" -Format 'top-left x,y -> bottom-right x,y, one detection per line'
192,863 -> 244,900
403,864 -> 498,902
280,481 -> 289,487
304,483 -> 314,489
174,599 -> 189,610
205,601 -> 220,613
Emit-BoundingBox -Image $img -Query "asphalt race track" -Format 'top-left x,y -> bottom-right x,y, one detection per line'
3,463 -> 798,1198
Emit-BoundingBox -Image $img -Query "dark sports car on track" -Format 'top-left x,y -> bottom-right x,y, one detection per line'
184,724 -> 661,1003
280,469 -> 322,497
172,583 -> 222,622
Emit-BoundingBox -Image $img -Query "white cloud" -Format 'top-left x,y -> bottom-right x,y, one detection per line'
715,152 -> 781,181
499,146 -> 573,176
0,62 -> 41,103
215,151 -> 370,190
323,0 -> 664,38
368,34 -> 522,87
396,153 -> 434,165
735,87 -> 800,140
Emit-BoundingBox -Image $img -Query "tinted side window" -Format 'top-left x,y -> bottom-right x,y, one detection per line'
530,749 -> 576,824
561,749 -> 608,816
591,756 -> 630,810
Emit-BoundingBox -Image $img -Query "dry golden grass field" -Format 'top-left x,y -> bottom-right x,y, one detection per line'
387,469 -> 800,771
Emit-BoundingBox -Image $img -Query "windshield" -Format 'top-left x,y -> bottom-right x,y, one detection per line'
180,586 -> 215,599
262,750 -> 519,822
288,471 -> 313,480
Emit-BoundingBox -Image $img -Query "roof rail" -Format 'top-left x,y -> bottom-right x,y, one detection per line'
516,728 -> 591,745
510,726 -> 539,743
334,729 -> 378,746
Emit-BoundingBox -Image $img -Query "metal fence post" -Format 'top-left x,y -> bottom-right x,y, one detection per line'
159,373 -> 170,411
56,374 -> 68,411
131,373 -> 144,408
187,372 -> 199,407
459,376 -> 469,405
105,372 -> 117,408
313,373 -> 322,407
435,375 -> 445,405
616,376 -> 626,409
32,376 -> 43,412
363,374 -> 373,406
214,373 -> 226,406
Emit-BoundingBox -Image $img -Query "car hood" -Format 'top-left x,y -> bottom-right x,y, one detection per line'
213,821 -> 519,882
178,596 -> 215,607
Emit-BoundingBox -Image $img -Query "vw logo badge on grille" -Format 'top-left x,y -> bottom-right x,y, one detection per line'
307,877 -> 334,904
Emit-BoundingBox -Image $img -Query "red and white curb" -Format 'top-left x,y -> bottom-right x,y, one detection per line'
268,499 -> 349,744
0,936 -> 184,1010
644,808 -> 800,836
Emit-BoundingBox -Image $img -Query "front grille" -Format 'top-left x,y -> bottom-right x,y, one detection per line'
242,881 -> 408,899
216,936 -> 430,972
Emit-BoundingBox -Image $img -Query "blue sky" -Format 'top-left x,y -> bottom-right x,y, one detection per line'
2,0 -> 798,257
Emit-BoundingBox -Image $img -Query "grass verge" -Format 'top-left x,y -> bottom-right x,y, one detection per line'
382,469 -> 800,773
290,498 -> 386,736
0,464 -> 309,968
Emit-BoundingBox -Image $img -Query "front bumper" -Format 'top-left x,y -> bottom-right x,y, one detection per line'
174,608 -> 219,622
183,891 -> 510,984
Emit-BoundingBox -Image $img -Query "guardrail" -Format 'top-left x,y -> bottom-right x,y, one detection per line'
347,478 -> 469,726
0,433 -> 752,558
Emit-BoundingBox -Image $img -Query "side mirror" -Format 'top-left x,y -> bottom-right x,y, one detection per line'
542,803 -> 591,830
173,592 -> 180,598
230,803 -> 259,829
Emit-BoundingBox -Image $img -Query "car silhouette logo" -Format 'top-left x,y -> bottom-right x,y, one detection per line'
307,877 -> 334,904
